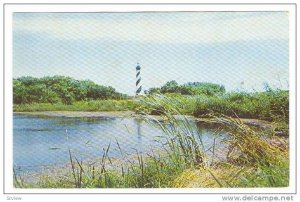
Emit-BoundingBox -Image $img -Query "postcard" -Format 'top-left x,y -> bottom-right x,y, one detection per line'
2,2 -> 297,199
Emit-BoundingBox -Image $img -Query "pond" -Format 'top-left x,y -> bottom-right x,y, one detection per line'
13,114 -> 227,174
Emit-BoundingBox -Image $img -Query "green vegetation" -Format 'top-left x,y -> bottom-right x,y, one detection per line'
14,96 -> 289,188
141,89 -> 289,122
145,80 -> 225,96
13,76 -> 127,105
13,76 -> 289,188
14,100 -> 136,112
13,77 -> 289,124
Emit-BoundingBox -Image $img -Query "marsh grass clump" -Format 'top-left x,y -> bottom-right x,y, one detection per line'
209,115 -> 289,187
212,115 -> 287,165
137,95 -> 208,167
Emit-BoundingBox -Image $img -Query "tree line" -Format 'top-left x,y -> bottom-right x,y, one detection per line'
145,80 -> 226,96
13,76 -> 288,124
13,76 -> 127,104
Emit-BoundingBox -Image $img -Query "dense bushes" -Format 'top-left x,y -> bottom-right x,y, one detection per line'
145,80 -> 225,96
13,76 -> 127,104
141,88 -> 289,123
193,89 -> 289,122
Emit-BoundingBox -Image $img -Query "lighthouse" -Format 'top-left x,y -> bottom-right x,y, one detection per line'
136,63 -> 142,96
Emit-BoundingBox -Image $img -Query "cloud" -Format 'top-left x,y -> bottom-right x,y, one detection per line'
13,12 -> 288,44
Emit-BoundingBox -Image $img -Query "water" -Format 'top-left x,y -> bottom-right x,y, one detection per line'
13,114 -> 226,174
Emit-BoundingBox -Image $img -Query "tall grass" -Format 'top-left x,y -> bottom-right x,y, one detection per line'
14,89 -> 288,126
14,95 -> 289,188
211,115 -> 289,187
144,90 -> 288,122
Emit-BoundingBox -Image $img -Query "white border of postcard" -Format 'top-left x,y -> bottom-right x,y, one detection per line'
3,3 -> 297,194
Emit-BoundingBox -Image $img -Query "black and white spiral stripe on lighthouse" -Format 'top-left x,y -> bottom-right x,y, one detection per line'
136,63 -> 142,96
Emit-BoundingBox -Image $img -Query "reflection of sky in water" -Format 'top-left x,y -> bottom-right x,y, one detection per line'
13,114 -> 227,173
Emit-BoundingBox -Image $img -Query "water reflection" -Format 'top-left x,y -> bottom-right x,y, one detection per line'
13,114 -> 227,174
136,119 -> 142,142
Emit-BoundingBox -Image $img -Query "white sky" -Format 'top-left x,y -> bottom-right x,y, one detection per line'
13,12 -> 289,95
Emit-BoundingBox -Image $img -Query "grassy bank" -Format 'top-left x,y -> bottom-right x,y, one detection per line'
140,90 -> 288,122
14,90 -> 289,136
14,99 -> 137,112
14,96 -> 289,188
13,76 -> 288,124
14,89 -> 288,121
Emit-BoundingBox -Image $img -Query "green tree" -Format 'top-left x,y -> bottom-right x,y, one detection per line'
13,76 -> 127,105
161,80 -> 179,94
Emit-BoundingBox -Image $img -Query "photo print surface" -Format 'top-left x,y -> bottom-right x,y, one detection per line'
12,11 -> 290,189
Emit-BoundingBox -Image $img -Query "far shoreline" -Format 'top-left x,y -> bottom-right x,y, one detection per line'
14,110 -> 135,118
14,110 -> 274,130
